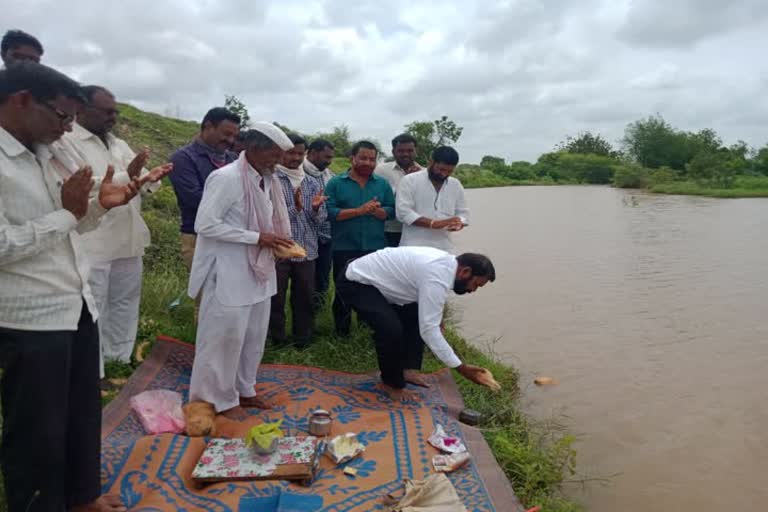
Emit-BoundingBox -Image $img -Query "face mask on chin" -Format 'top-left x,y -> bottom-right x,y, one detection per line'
354,165 -> 375,176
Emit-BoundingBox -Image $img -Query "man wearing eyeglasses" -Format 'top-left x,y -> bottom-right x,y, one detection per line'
0,62 -> 153,512
57,85 -> 172,379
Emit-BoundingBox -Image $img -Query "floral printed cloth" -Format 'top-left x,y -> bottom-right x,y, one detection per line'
192,436 -> 319,480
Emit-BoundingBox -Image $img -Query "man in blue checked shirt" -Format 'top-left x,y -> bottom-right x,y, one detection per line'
270,134 -> 328,347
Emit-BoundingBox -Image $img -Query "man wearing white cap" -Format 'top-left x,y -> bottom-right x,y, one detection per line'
188,123 -> 294,419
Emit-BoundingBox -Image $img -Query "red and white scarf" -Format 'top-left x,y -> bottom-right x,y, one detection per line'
239,153 -> 291,281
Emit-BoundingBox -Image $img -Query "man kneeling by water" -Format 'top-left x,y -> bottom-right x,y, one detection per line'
336,246 -> 496,401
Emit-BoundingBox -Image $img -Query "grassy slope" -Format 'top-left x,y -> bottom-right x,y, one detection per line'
0,105 -> 582,511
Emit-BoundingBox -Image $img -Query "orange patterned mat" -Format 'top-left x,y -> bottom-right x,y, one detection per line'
101,336 -> 522,511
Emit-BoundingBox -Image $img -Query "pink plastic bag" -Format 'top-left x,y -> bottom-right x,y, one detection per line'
129,389 -> 185,434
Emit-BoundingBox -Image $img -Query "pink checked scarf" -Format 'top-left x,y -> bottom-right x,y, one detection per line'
239,153 -> 292,282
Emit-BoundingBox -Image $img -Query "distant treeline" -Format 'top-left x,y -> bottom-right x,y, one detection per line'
467,115 -> 768,191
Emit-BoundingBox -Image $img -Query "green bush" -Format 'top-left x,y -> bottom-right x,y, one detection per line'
613,165 -> 649,188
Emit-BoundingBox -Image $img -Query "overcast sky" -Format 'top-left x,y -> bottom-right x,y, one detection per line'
6,0 -> 768,162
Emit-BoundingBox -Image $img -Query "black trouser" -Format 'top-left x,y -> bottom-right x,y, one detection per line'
270,259 -> 316,345
0,303 -> 101,512
313,240 -> 333,312
385,231 -> 402,248
332,250 -> 373,335
336,270 -> 425,389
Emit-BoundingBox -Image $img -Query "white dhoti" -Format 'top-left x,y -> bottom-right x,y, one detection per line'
189,272 -> 270,412
89,256 -> 143,377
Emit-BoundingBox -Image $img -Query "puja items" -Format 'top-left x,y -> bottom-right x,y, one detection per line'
476,368 -> 502,391
273,241 -> 307,260
183,400 -> 216,437
326,433 -> 366,465
432,452 -> 472,473
245,420 -> 284,455
427,424 -> 467,454
192,436 -> 320,483
307,408 -> 333,436
130,389 -> 185,435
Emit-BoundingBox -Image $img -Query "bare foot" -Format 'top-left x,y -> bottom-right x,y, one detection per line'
240,395 -> 273,409
379,383 -> 420,403
403,370 -> 431,388
220,405 -> 249,421
71,495 -> 127,512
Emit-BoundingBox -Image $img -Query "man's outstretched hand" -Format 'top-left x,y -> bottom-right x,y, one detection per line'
456,364 -> 501,391
98,166 -> 139,209
127,148 -> 150,179
136,163 -> 173,187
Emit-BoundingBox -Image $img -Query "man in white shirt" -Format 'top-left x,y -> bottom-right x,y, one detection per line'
335,246 -> 496,401
374,133 -> 423,247
0,62 -> 151,512
60,85 -> 172,376
189,123 -> 294,420
396,146 -> 470,253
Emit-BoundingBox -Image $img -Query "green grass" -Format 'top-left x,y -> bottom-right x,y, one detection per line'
0,105 -> 582,511
650,176 -> 768,198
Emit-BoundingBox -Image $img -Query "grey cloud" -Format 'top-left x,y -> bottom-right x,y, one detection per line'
3,0 -> 768,162
617,0 -> 768,48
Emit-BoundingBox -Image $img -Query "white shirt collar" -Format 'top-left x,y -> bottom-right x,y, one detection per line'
0,126 -> 32,158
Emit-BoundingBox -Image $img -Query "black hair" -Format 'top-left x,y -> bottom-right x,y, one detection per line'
1,30 -> 44,56
80,85 -> 113,103
307,138 -> 334,153
0,61 -> 82,104
350,140 -> 378,157
288,133 -> 306,146
456,253 -> 496,281
431,146 -> 459,165
241,129 -> 279,151
391,133 -> 417,149
200,107 -> 240,132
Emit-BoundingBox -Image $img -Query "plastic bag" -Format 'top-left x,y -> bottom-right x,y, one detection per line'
427,424 -> 467,454
130,389 -> 185,434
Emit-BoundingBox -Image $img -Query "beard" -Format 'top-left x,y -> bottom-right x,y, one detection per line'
453,278 -> 469,295
428,168 -> 448,183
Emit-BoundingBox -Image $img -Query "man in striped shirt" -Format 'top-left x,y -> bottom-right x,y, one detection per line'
0,63 -> 158,512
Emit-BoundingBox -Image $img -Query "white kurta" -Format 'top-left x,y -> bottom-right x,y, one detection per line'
396,170 -> 470,253
188,159 -> 277,412
59,123 -> 158,374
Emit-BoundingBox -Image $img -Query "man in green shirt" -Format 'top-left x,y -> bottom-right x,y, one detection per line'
325,140 -> 395,336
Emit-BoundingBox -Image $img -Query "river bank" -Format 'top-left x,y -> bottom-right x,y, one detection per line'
119,175 -> 582,511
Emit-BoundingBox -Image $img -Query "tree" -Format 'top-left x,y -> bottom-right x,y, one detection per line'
556,131 -> 615,157
749,144 -> 768,175
313,125 -> 352,157
224,95 -> 250,130
686,151 -> 740,187
480,155 -> 505,168
404,116 -> 464,164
